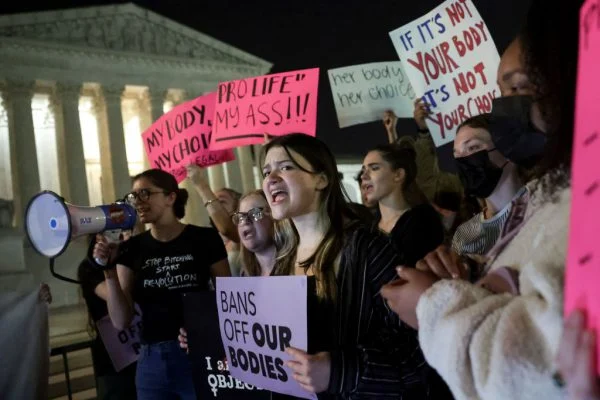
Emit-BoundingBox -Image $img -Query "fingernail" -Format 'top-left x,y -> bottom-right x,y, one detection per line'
396,267 -> 403,273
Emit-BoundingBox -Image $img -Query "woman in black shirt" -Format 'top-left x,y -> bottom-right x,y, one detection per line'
93,169 -> 231,400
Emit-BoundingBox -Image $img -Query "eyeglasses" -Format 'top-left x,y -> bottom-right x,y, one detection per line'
231,207 -> 268,225
125,189 -> 168,205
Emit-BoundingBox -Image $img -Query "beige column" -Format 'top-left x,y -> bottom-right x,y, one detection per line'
223,156 -> 243,194
53,83 -> 89,205
237,146 -> 256,193
138,88 -> 167,170
1,81 -> 40,228
96,85 -> 130,202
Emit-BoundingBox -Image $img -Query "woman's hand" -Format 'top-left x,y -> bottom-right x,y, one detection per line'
286,347 -> 331,393
186,164 -> 208,187
413,98 -> 431,131
38,283 -> 52,304
93,234 -> 118,266
178,327 -> 189,354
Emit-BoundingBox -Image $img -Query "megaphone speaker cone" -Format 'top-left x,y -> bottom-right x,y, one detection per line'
24,191 -> 71,258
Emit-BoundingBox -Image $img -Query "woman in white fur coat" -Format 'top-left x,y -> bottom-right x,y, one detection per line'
381,1 -> 582,399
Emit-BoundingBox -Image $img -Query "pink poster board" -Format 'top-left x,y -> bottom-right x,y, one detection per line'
210,68 -> 319,150
96,304 -> 143,372
142,92 -> 235,183
564,0 -> 600,373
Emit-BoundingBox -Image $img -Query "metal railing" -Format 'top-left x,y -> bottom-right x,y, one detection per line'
50,340 -> 96,400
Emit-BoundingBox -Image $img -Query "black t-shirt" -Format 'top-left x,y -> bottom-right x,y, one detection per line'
374,203 -> 445,267
117,225 -> 227,344
78,259 -> 119,377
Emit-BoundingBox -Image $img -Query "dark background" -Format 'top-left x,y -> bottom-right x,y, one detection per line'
0,0 -> 532,168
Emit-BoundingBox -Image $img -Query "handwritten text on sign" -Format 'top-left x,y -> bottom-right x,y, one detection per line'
389,0 -> 500,147
216,276 -> 315,399
565,0 -> 600,374
211,68 -> 319,150
142,92 -> 235,183
328,61 -> 416,128
96,304 -> 143,372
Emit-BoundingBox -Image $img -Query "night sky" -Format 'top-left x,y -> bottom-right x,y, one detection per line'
0,0 -> 532,168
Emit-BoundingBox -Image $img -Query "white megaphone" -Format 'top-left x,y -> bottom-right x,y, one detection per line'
24,190 -> 137,261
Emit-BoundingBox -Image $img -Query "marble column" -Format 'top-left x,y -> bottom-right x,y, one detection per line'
53,83 -> 90,205
224,156 -> 243,193
237,146 -> 256,193
1,81 -> 40,228
138,89 -> 167,170
98,85 -> 130,201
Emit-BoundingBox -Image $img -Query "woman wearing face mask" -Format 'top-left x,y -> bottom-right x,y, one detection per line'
361,143 -> 445,267
381,0 -> 580,398
451,114 -> 525,257
262,133 -> 443,399
93,169 -> 231,400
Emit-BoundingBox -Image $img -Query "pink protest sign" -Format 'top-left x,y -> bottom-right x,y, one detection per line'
95,304 -> 143,372
210,68 -> 319,150
565,0 -> 600,373
142,92 -> 235,183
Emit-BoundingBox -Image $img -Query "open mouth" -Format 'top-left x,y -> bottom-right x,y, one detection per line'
363,184 -> 374,193
269,189 -> 288,204
241,227 -> 255,240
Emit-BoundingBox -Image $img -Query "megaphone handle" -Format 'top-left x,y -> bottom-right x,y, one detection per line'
49,258 -> 81,285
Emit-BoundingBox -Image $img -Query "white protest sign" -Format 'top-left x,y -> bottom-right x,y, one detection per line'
328,61 -> 416,128
96,304 -> 143,372
389,0 -> 500,147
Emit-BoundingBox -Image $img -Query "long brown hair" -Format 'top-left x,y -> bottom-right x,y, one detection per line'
263,134 -> 360,302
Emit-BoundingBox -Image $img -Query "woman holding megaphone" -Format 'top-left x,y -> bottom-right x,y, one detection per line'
93,168 -> 231,400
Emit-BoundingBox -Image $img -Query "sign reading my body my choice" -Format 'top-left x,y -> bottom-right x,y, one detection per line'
142,92 -> 235,183
389,0 -> 500,147
216,276 -> 316,399
210,68 -> 319,150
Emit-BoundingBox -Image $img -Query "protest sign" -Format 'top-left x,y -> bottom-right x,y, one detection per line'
389,0 -> 500,147
211,68 -> 319,150
328,61 -> 416,128
182,291 -> 269,399
95,304 -> 143,372
216,276 -> 315,399
565,0 -> 600,373
142,92 -> 235,183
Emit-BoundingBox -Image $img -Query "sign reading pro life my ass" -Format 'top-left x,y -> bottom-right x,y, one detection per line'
389,0 -> 500,147
142,92 -> 235,183
216,276 -> 315,399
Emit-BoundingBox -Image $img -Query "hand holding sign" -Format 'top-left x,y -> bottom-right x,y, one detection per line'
285,348 -> 331,394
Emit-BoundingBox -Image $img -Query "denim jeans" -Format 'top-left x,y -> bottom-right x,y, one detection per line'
135,340 -> 196,400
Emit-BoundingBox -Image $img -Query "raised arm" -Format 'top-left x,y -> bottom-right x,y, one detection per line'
187,164 -> 240,243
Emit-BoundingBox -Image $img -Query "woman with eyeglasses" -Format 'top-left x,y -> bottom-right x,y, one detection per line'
93,168 -> 231,400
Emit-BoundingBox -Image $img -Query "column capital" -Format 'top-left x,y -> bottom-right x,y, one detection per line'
1,80 -> 36,101
55,82 -> 83,100
101,84 -> 126,103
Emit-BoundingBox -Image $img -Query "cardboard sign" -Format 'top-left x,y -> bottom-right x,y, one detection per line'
182,291 -> 269,399
565,0 -> 600,373
216,276 -> 315,399
328,61 -> 416,128
142,92 -> 235,183
210,69 -> 319,150
389,0 -> 501,147
95,304 -> 143,372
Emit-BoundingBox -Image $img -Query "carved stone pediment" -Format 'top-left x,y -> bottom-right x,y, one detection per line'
0,3 -> 269,68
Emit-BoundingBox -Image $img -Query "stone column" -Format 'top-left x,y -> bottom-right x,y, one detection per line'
237,146 -> 256,193
138,88 -> 167,170
53,83 -> 89,205
223,156 -> 243,193
97,85 -> 130,201
1,81 -> 40,228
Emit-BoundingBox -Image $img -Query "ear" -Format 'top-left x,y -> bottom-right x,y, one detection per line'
315,172 -> 329,191
166,191 -> 177,206
393,168 -> 406,184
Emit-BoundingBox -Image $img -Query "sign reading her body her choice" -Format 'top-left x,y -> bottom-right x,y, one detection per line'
328,61 -> 416,128
216,276 -> 315,399
142,92 -> 235,183
182,292 -> 269,399
389,0 -> 500,147
565,0 -> 600,374
210,68 -> 319,150
95,304 -> 143,372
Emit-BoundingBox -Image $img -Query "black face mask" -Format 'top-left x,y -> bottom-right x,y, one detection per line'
489,95 -> 547,169
455,150 -> 504,198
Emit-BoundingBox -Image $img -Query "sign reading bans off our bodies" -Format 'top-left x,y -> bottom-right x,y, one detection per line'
142,92 -> 235,183
210,68 -> 319,150
389,0 -> 500,147
328,61 -> 416,128
216,276 -> 316,399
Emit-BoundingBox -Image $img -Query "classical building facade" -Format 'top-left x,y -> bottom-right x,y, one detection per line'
0,3 -> 271,305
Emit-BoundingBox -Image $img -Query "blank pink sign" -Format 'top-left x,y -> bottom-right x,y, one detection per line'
210,68 -> 319,150
142,92 -> 235,183
565,0 -> 600,373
